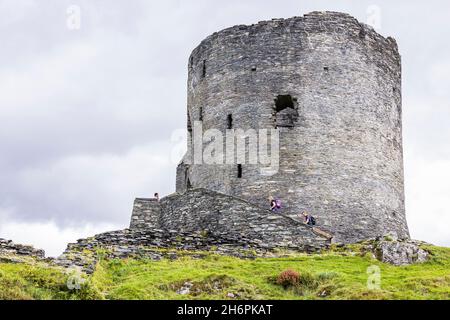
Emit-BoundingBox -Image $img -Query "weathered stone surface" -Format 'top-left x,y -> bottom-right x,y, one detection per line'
176,11 -> 409,244
0,238 -> 45,260
55,226 -> 330,273
373,239 -> 429,266
130,188 -> 330,249
130,198 -> 161,229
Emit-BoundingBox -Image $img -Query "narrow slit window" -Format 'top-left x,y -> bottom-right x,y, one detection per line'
187,114 -> 193,145
227,114 -> 233,129
199,107 -> 203,121
202,60 -> 206,78
237,164 -> 242,178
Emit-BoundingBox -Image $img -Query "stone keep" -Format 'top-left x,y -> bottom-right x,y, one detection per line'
176,12 -> 410,243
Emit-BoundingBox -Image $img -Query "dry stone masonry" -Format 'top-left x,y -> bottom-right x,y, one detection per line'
177,11 -> 409,243
55,228 -> 326,274
131,188 -> 329,249
0,238 -> 45,261
129,198 -> 161,230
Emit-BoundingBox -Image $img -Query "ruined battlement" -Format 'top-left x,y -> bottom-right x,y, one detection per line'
0,238 -> 45,260
188,11 -> 400,90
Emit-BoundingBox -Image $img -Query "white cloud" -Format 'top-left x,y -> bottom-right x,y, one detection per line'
427,60 -> 450,98
0,220 -> 119,257
405,156 -> 450,247
0,0 -> 37,26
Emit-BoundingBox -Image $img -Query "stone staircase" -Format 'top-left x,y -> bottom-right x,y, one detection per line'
285,214 -> 334,240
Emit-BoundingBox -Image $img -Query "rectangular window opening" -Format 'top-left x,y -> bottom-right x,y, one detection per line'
237,164 -> 242,178
227,114 -> 233,129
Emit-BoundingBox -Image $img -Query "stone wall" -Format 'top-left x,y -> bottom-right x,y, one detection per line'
55,231 -> 428,273
61,188 -> 331,273
177,11 -> 409,243
129,188 -> 330,249
159,189 -> 328,249
56,227 -> 329,273
129,198 -> 161,229
0,238 -> 45,260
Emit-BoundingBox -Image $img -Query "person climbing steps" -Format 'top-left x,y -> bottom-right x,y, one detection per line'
269,196 -> 282,212
301,211 -> 316,226
299,211 -> 333,239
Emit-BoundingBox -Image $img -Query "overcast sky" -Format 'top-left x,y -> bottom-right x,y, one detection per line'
0,0 -> 449,257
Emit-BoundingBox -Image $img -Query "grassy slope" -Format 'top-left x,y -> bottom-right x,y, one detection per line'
0,245 -> 449,300
0,261 -> 99,300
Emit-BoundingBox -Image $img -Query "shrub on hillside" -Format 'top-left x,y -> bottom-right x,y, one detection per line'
276,269 -> 300,288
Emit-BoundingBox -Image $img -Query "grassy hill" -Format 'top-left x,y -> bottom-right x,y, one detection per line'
0,244 -> 449,300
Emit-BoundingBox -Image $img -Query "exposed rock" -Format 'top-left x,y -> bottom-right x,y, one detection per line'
177,282 -> 193,295
373,239 -> 429,266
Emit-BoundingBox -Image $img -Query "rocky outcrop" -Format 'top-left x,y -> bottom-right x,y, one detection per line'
345,237 -> 430,266
0,238 -> 45,262
373,239 -> 429,266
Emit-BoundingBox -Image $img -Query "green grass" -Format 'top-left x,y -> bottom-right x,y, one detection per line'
0,262 -> 102,300
1,245 -> 449,300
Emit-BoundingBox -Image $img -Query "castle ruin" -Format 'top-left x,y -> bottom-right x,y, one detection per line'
131,11 -> 409,245
1,12 -> 423,273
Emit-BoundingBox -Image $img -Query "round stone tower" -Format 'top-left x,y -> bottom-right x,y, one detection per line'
176,11 -> 410,243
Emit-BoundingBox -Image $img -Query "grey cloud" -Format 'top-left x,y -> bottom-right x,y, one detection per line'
0,0 -> 449,248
